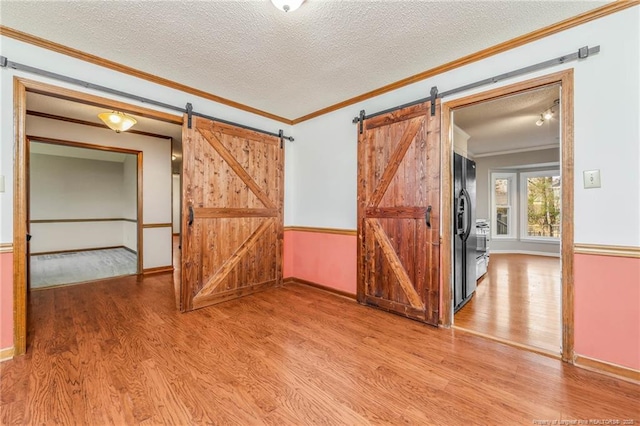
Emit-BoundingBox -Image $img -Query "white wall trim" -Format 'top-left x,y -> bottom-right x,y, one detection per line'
489,250 -> 560,258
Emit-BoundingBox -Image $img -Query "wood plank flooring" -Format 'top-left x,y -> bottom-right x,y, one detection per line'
2,274 -> 638,424
455,253 -> 561,354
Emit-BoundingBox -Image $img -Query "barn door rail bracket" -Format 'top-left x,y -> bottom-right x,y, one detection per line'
0,56 -> 294,142
186,103 -> 193,129
352,110 -> 366,134
351,45 -> 600,123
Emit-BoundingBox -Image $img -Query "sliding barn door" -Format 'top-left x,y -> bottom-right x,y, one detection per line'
357,101 -> 441,325
181,115 -> 283,311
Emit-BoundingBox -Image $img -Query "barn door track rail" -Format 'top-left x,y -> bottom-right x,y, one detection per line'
0,56 -> 294,143
353,45 -> 600,132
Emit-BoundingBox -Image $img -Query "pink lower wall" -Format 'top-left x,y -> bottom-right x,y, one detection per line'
284,230 -> 640,371
283,230 -> 357,295
574,254 -> 640,370
0,252 -> 14,349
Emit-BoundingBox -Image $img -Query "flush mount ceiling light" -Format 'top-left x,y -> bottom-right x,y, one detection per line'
271,0 -> 304,12
98,111 -> 137,133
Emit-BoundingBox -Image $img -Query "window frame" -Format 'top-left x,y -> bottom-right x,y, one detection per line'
519,169 -> 561,242
490,171 -> 517,240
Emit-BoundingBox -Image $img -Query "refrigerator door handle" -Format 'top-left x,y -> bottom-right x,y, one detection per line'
461,188 -> 473,241
456,191 -> 465,235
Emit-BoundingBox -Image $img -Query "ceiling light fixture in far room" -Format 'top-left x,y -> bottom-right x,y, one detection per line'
98,111 -> 137,133
271,0 -> 304,13
535,98 -> 560,126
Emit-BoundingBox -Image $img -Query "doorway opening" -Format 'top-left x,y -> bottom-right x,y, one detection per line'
13,77 -> 183,356
28,139 -> 142,289
441,70 -> 574,362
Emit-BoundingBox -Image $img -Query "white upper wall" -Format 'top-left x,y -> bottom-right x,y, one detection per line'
1,7 -> 638,246
291,7 -> 640,246
30,153 -> 125,220
0,35 -> 294,243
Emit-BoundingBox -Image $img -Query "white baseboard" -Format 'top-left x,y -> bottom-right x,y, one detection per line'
0,347 -> 14,362
489,250 -> 560,258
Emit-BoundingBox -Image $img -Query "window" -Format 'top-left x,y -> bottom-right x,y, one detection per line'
520,170 -> 561,241
491,172 -> 517,239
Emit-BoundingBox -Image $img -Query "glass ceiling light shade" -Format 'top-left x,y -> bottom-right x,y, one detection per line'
98,111 -> 137,133
271,0 -> 304,12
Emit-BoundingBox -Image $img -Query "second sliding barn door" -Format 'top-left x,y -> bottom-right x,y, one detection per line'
357,101 -> 441,325
181,115 -> 283,311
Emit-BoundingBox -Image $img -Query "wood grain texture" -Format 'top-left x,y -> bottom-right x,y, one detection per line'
291,1 -> 639,124
455,254 -> 562,355
136,152 -> 144,275
358,100 -> 440,325
573,243 -> 640,258
27,135 -> 142,155
1,27 -> 291,125
142,223 -> 172,228
13,77 -> 28,357
440,99 -> 454,327
181,115 -> 283,311
368,220 -> 424,310
1,278 -> 638,424
197,208 -> 279,218
559,70 -> 575,363
441,70 -> 574,361
283,226 -> 357,236
142,266 -> 174,275
26,110 -> 173,139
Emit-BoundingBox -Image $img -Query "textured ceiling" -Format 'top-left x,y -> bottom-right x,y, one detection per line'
454,84 -> 560,156
1,1 -> 609,120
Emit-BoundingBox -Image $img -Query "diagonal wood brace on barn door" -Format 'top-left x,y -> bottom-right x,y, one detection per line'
197,126 -> 277,210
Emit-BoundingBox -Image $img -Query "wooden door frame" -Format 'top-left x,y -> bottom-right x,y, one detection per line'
13,77 -> 183,356
27,136 -> 144,272
440,69 -> 575,363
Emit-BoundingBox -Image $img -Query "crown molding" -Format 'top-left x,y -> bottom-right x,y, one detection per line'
0,26 -> 293,125
2,2 -> 637,125
291,1 -> 639,124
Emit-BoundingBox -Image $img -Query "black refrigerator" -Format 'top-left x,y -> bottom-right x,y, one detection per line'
453,152 -> 477,313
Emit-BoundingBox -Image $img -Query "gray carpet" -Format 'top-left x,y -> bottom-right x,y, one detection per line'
31,248 -> 137,288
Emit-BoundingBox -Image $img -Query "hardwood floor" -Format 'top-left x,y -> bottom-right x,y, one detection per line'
455,253 -> 561,354
2,274 -> 638,424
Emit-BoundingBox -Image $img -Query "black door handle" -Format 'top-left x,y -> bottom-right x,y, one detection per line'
425,205 -> 432,228
26,234 -> 32,242
188,206 -> 194,226
461,188 -> 472,241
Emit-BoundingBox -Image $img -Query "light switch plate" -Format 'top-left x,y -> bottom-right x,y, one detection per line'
583,169 -> 601,189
